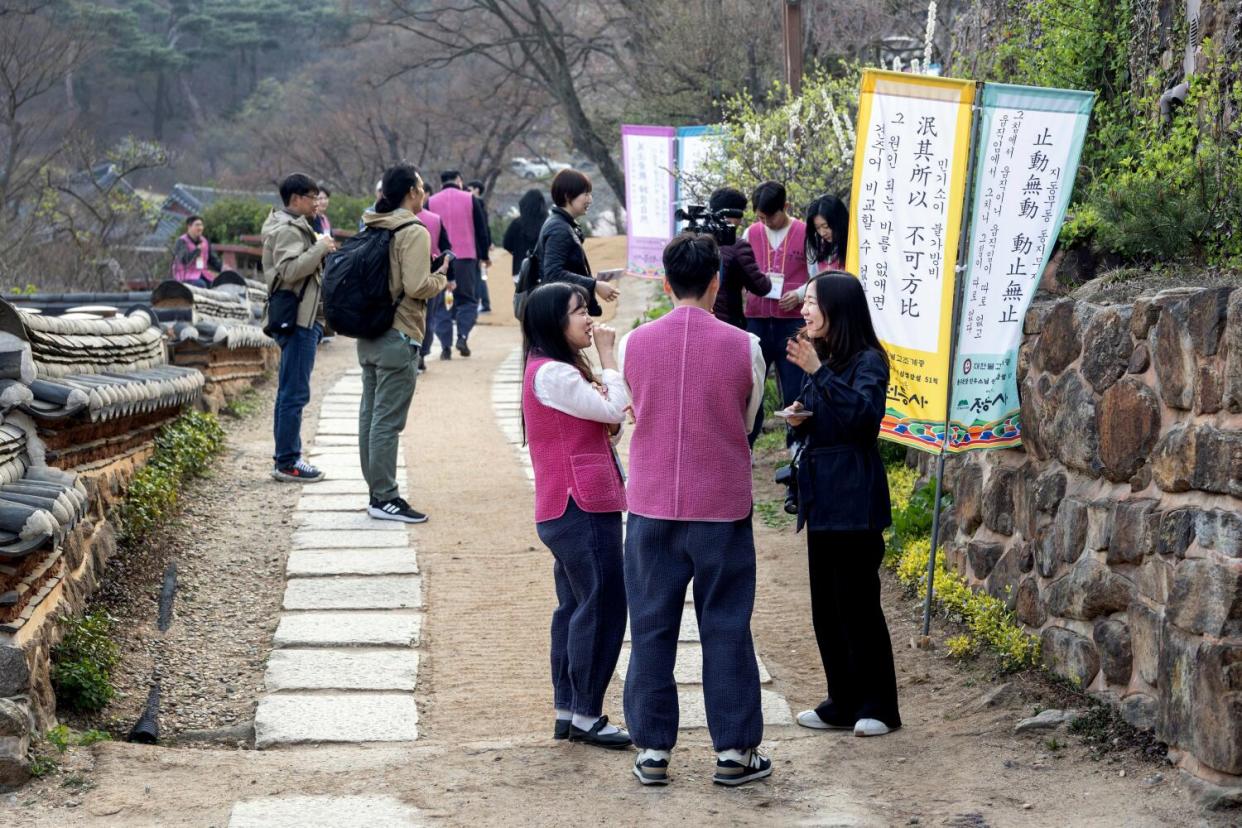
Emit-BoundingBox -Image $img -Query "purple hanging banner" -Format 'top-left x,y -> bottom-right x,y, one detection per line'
621,125 -> 676,278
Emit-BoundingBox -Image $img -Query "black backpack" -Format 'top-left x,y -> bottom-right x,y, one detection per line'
322,221 -> 418,339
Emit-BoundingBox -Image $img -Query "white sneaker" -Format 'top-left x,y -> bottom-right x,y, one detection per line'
797,709 -> 853,730
853,718 -> 892,737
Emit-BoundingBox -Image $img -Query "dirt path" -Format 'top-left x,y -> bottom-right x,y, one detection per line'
5,245 -> 1224,827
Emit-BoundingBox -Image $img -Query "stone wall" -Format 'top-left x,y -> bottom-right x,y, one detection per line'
937,286 -> 1241,787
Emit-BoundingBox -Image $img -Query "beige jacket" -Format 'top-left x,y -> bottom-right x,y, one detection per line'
261,208 -> 333,329
362,208 -> 448,343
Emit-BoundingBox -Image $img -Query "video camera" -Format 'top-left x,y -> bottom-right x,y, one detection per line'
675,204 -> 737,247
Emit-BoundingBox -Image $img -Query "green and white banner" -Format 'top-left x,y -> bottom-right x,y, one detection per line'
947,83 -> 1094,452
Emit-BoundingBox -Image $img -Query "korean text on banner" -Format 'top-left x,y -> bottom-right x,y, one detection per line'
845,70 -> 976,454
947,84 -> 1094,453
622,125 -> 676,279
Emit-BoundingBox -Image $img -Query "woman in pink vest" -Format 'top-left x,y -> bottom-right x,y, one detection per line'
520,282 -> 631,750
171,215 -> 222,287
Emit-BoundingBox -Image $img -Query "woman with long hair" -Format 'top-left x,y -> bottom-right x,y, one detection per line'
783,273 -> 902,738
804,195 -> 849,276
521,281 -> 631,749
503,188 -> 548,278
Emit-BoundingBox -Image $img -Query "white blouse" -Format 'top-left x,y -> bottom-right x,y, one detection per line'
533,362 -> 629,425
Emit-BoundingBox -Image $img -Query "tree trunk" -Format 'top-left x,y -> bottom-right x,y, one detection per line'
178,74 -> 207,130
153,71 -> 167,140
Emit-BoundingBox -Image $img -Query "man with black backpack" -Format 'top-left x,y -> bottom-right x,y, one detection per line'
262,173 -> 337,483
326,164 -> 447,523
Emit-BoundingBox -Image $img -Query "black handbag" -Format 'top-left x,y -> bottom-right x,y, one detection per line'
263,275 -> 312,337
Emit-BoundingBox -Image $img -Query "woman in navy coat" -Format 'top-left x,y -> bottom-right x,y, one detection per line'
783,272 -> 902,737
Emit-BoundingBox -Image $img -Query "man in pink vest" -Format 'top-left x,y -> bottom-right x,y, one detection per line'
415,198 -> 454,375
426,169 -> 491,359
618,233 -> 771,788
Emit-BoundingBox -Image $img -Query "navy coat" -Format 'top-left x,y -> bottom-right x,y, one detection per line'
792,348 -> 893,533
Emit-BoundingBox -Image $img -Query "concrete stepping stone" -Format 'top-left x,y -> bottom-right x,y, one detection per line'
288,547 -> 418,577
282,575 -> 422,610
294,479 -> 370,496
230,795 -> 421,828
254,694 -> 419,746
292,530 -> 413,549
616,643 -> 771,685
316,420 -> 361,435
674,688 -> 793,729
295,512 -> 406,531
295,495 -> 369,512
265,649 -> 420,691
273,611 -> 422,648
311,435 -> 360,447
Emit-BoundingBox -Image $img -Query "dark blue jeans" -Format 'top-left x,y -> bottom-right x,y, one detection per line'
623,513 -> 763,752
423,292 -> 446,354
746,317 -> 804,445
272,323 -> 321,468
434,258 -> 479,346
536,498 -> 626,717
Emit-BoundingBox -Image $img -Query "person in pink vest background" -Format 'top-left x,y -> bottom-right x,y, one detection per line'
415,198 -> 454,375
618,233 -> 771,788
744,181 -> 809,446
521,282 -> 631,750
427,169 -> 491,360
171,215 -> 222,287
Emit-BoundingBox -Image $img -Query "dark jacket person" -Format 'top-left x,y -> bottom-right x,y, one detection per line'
783,272 -> 901,739
536,169 -> 619,317
707,188 -> 771,328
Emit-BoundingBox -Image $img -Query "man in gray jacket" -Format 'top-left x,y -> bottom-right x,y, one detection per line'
262,173 -> 337,482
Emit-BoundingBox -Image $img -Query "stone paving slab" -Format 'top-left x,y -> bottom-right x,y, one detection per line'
273,611 -> 422,648
316,420 -> 362,435
287,547 -> 418,577
292,530 -> 413,549
295,512 -> 406,531
254,694 -> 419,746
616,643 -> 771,685
302,464 -> 366,480
230,795 -> 422,828
311,435 -> 360,447
282,575 -> 422,610
295,495 -> 368,512
265,649 -> 420,691
293,480 -> 370,496
675,688 -> 793,729
625,612 -> 699,642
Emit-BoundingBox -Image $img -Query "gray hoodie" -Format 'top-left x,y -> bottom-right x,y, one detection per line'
261,208 -> 333,329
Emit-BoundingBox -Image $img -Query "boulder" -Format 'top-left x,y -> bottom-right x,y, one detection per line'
1041,626 -> 1100,688
1151,424 -> 1197,493
1191,642 -> 1242,775
1081,306 -> 1133,392
985,544 -> 1026,607
1195,363 -> 1225,414
1096,378 -> 1161,483
1015,577 -> 1047,628
1033,469 -> 1066,514
1120,693 -> 1158,731
1024,301 -> 1054,335
1093,618 -> 1133,686
955,462 -> 983,535
1045,558 -> 1136,620
1020,375 -> 1049,460
1014,707 -> 1082,733
1187,286 -> 1232,357
0,647 -> 29,697
1135,556 -> 1174,604
1157,620 -> 1200,753
1046,371 -> 1101,476
1151,299 -> 1195,410
1127,342 -> 1151,374
1108,499 -> 1159,564
1194,509 -> 1242,557
1129,602 -> 1162,687
1035,299 -> 1081,374
1035,527 -> 1059,579
1225,289 -> 1242,413
967,540 -> 1005,580
1155,508 -> 1197,558
1166,559 -> 1242,638
1192,426 -> 1242,498
1051,498 -> 1089,564
1130,297 -> 1160,340
982,466 -> 1017,536
1085,501 -> 1114,551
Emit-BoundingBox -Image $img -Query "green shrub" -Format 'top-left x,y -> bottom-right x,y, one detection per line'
117,410 -> 226,543
50,612 -> 119,713
201,198 -> 272,244
327,195 -> 373,234
877,441 -> 908,468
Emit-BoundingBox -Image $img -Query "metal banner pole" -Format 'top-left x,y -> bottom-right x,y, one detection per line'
921,87 -> 984,637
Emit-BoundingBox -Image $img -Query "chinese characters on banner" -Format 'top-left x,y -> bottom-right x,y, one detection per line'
846,70 -> 976,454
621,125 -> 676,278
948,85 -> 1094,452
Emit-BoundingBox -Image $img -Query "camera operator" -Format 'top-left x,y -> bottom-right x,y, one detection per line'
706,188 -> 772,329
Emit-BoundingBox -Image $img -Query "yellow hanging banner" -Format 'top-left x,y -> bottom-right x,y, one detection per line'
846,70 -> 976,454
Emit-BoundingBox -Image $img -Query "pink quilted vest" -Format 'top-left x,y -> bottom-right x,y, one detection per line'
417,208 -> 444,257
523,355 -> 627,522
427,187 -> 477,260
623,306 -> 754,521
172,234 -> 213,283
744,219 -> 809,319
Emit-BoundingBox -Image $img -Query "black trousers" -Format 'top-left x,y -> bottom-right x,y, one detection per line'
806,529 -> 902,728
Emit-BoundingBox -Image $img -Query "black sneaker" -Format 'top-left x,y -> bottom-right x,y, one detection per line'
368,497 -> 428,524
554,719 -> 571,740
568,715 -> 632,750
456,336 -> 471,357
440,348 -> 452,361
713,749 -> 772,786
271,459 -> 324,483
417,355 -> 426,374
632,753 -> 669,786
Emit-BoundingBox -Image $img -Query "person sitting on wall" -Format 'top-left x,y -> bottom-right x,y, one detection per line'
171,215 -> 223,287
